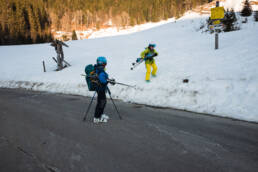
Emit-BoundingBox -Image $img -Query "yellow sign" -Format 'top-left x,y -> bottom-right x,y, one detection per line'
211,7 -> 224,20
213,20 -> 221,25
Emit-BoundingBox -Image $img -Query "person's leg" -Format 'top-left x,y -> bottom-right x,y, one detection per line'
151,62 -> 157,76
94,90 -> 106,119
98,90 -> 106,116
94,93 -> 101,119
145,63 -> 151,81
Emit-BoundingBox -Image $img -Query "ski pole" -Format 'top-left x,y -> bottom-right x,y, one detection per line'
131,54 -> 157,70
81,74 -> 97,78
81,74 -> 134,88
83,91 -> 97,121
107,88 -> 122,120
107,79 -> 135,88
131,59 -> 144,70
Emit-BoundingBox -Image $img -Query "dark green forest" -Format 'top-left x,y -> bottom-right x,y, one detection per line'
0,0 -> 207,45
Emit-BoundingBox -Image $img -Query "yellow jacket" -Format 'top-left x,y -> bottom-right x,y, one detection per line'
140,48 -> 158,64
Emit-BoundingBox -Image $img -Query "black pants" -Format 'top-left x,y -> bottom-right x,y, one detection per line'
94,89 -> 106,118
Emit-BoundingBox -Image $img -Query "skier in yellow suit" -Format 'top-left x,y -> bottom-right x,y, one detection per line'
140,43 -> 158,82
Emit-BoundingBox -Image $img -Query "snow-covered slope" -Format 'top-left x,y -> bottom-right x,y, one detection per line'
1,1 -> 258,122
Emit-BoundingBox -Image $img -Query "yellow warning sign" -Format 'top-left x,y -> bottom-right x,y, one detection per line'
211,7 -> 224,20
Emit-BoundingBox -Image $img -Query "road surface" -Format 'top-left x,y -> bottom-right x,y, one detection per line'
0,88 -> 258,172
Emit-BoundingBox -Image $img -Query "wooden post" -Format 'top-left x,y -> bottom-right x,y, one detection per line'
43,61 -> 46,72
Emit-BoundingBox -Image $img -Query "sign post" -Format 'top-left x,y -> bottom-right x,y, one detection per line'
210,1 -> 224,50
215,33 -> 218,49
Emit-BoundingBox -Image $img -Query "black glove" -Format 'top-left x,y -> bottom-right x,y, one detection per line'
154,53 -> 158,57
109,79 -> 116,85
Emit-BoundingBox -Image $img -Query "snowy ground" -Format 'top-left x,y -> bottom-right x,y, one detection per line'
1,1 -> 258,122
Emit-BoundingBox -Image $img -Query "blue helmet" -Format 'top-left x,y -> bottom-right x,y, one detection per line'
97,56 -> 107,65
148,43 -> 156,48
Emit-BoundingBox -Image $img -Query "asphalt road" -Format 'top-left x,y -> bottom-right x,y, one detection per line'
0,88 -> 258,172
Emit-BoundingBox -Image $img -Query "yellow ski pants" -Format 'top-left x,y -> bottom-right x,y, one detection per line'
145,62 -> 157,81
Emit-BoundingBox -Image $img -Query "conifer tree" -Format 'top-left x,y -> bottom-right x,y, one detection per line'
241,0 -> 252,17
0,0 -> 209,45
222,9 -> 237,32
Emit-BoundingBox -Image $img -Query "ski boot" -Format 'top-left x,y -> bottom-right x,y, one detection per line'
93,117 -> 107,123
93,118 -> 100,123
151,74 -> 157,77
101,114 -> 110,120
